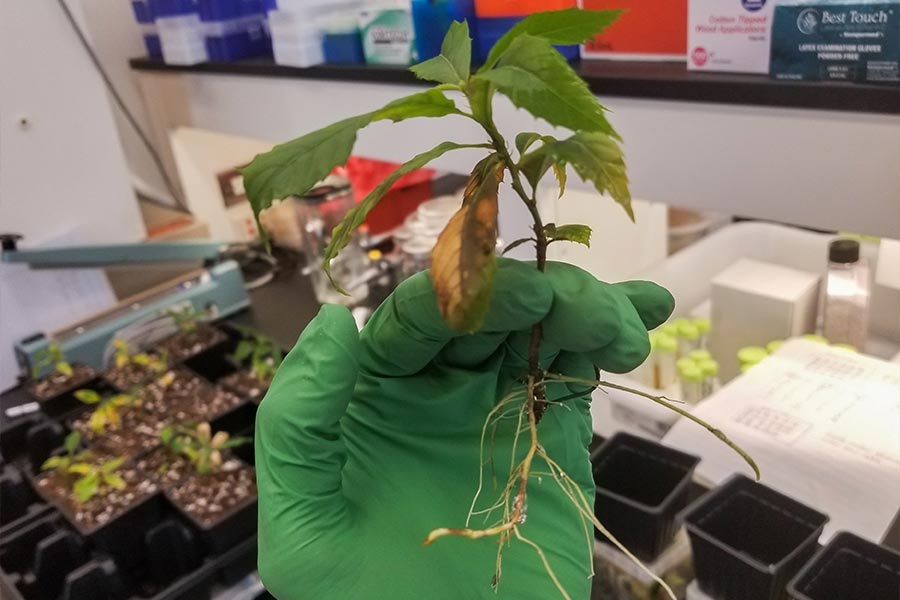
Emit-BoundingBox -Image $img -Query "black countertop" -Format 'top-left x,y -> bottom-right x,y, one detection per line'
129,56 -> 900,115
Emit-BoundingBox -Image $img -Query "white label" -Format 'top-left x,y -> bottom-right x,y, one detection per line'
688,0 -> 775,73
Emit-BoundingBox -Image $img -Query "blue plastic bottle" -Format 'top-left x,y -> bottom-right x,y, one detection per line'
412,0 -> 477,62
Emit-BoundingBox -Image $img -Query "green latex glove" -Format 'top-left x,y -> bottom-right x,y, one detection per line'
255,258 -> 674,600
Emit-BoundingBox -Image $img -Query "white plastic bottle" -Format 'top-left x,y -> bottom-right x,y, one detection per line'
822,239 -> 870,351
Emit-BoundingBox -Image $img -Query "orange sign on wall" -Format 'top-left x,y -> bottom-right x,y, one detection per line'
582,0 -> 687,60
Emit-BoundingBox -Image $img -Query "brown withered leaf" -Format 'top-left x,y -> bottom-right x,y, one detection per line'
431,154 -> 504,332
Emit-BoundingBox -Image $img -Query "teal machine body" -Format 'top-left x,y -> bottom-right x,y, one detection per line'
1,239 -> 251,379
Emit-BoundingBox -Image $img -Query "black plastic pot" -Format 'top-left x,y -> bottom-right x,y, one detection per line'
27,367 -> 103,419
787,531 -> 900,600
591,432 -> 700,561
31,470 -> 165,572
0,465 -> 52,538
680,474 -> 828,600
183,335 -> 239,383
0,510 -> 257,600
168,455 -> 258,556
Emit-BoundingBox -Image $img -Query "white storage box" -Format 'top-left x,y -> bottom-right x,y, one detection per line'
709,258 -> 820,381
591,222 -> 900,441
269,10 -> 324,68
158,14 -> 208,65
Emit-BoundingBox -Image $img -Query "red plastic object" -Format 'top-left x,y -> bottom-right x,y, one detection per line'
474,0 -> 574,18
336,156 -> 435,235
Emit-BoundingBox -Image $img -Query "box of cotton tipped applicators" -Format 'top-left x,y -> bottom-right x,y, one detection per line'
770,2 -> 900,83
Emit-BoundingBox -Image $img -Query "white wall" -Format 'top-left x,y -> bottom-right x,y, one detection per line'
79,0 -> 177,204
0,0 -> 144,244
136,72 -> 900,241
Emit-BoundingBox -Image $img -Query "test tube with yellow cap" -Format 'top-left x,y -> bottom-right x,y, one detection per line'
698,358 -> 720,398
678,361 -> 704,405
737,346 -> 768,373
677,320 -> 701,358
653,333 -> 678,389
694,317 -> 711,349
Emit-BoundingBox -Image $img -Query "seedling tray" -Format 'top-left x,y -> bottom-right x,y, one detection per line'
787,531 -> 900,600
1,321 -> 271,600
680,474 -> 828,600
591,432 -> 700,562
27,370 -> 107,420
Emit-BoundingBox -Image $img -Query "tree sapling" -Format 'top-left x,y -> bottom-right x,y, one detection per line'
28,342 -> 97,401
31,342 -> 73,379
75,388 -> 141,434
40,436 -> 127,504
160,305 -> 227,360
241,8 -> 758,598
160,422 -> 251,475
223,329 -> 284,399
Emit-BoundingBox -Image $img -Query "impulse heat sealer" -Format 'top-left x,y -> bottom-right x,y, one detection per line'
1,235 -> 251,379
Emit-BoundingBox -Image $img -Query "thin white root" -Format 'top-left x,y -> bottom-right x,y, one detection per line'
544,373 -> 760,480
514,528 -> 572,600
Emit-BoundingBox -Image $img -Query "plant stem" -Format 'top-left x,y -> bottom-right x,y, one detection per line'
481,118 -> 550,420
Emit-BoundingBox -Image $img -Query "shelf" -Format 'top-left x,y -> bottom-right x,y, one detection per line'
129,56 -> 899,115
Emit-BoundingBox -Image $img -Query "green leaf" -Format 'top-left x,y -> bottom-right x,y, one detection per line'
75,389 -> 101,405
520,131 -> 632,219
159,425 -> 174,446
481,8 -> 622,70
410,20 -> 471,85
515,132 -> 544,158
323,141 -> 489,292
241,113 -> 372,246
466,77 -> 494,126
220,436 -> 253,449
73,473 -> 99,503
546,224 -> 592,247
102,473 -> 126,490
430,154 -> 504,332
232,340 -> 255,364
476,35 -> 616,137
501,237 -> 535,256
64,431 -> 81,455
372,90 -> 460,122
242,90 -> 462,245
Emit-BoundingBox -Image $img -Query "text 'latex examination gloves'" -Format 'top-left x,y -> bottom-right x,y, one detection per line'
255,258 -> 674,600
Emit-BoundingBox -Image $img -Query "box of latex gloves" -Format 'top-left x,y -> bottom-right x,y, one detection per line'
771,2 -> 900,83
688,0 -> 776,73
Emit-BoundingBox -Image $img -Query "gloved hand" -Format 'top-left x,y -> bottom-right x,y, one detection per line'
255,258 -> 674,600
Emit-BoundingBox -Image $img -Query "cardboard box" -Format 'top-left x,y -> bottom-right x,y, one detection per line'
687,0 -> 775,73
770,2 -> 900,83
582,0 -> 687,61
709,259 -> 820,381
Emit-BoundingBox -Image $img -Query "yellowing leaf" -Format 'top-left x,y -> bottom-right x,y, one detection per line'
56,362 -> 73,377
75,389 -> 101,405
68,463 -> 93,476
103,473 -> 126,490
551,163 -> 567,198
41,456 -> 63,471
430,155 -> 504,332
89,409 -> 108,433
